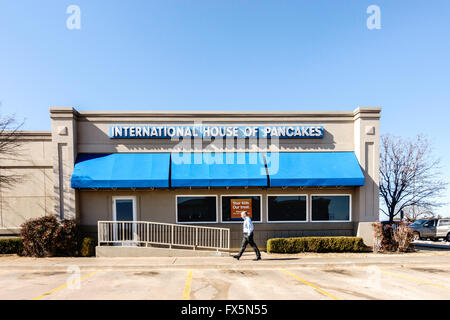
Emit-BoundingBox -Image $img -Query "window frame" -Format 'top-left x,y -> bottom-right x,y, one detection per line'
175,195 -> 219,224
220,194 -> 263,224
112,196 -> 137,221
310,194 -> 352,223
266,194 -> 309,223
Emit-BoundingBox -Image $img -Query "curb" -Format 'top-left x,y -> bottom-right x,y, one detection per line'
1,259 -> 449,271
413,243 -> 450,250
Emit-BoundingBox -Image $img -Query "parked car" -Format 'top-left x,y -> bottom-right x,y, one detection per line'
410,218 -> 450,242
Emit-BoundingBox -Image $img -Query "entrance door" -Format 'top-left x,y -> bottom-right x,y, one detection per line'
112,196 -> 137,244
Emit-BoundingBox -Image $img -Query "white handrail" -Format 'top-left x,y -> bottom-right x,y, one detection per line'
97,221 -> 230,251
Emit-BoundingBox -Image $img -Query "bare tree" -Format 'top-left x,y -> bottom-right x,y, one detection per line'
0,113 -> 24,187
379,134 -> 447,223
403,205 -> 434,222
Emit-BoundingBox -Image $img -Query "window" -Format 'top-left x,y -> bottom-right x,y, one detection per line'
176,196 -> 217,223
311,195 -> 350,221
221,195 -> 261,222
267,195 -> 307,222
113,197 -> 136,221
439,220 -> 450,226
424,220 -> 437,227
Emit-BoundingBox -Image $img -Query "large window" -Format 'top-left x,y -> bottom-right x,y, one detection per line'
268,195 -> 307,222
176,196 -> 217,223
221,195 -> 261,222
311,195 -> 351,221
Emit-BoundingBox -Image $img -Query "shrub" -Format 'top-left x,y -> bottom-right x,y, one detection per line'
266,236 -> 367,253
79,237 -> 96,257
372,222 -> 396,252
372,221 -> 414,253
56,219 -> 79,256
393,222 -> 414,252
20,215 -> 79,257
0,238 -> 23,254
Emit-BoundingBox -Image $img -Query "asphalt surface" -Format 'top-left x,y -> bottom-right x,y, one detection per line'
1,250 -> 450,300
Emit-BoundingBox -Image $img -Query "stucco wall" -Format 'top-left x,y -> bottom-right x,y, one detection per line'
79,188 -> 357,248
0,132 -> 53,233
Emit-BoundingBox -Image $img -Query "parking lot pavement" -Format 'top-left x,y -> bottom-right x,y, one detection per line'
1,254 -> 450,300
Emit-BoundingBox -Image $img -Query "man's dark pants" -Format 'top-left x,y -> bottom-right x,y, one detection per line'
237,232 -> 261,258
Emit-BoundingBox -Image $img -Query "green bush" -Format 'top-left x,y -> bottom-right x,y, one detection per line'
0,238 -> 23,254
20,215 -> 79,257
266,236 -> 368,253
79,237 -> 96,257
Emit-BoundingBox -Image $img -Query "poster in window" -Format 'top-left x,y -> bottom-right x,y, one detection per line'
230,198 -> 252,220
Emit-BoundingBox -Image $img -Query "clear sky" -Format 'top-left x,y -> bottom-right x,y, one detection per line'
1,1 -> 449,217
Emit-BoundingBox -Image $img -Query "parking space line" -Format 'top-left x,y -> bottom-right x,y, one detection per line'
32,270 -> 100,300
182,270 -> 193,300
381,270 -> 450,291
280,269 -> 340,300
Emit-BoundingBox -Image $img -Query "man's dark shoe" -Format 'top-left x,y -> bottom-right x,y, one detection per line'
233,255 -> 240,260
254,256 -> 261,261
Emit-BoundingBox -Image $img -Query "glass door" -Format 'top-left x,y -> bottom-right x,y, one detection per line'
112,196 -> 137,245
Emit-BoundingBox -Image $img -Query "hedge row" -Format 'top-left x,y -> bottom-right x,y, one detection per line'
0,238 -> 23,254
266,236 -> 367,253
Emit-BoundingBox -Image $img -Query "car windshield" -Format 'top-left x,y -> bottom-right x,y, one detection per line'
411,219 -> 428,226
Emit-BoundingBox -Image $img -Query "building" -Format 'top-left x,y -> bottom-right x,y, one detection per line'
0,107 -> 380,249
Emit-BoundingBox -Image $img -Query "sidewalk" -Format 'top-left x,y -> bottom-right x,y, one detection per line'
1,250 -> 449,271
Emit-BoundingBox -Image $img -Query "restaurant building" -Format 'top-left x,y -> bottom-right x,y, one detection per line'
0,107 -> 380,249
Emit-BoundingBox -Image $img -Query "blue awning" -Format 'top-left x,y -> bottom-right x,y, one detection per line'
71,153 -> 170,188
171,153 -> 267,187
267,152 -> 365,187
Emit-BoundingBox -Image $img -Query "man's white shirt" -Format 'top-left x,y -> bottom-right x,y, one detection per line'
243,216 -> 254,235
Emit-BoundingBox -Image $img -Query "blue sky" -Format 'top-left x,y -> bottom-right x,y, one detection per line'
1,1 -> 449,217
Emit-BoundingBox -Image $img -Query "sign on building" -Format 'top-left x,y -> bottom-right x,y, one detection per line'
230,199 -> 252,220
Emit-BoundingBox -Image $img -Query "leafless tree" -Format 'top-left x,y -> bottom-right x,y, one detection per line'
379,134 -> 447,223
403,205 -> 435,222
0,113 -> 24,187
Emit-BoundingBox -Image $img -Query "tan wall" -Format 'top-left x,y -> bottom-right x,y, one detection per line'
79,188 -> 357,248
0,132 -> 53,232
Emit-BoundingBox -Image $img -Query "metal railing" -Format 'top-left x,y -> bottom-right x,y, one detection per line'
98,221 -> 230,251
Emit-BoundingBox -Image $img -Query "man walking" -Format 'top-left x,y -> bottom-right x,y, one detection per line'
233,211 -> 261,261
